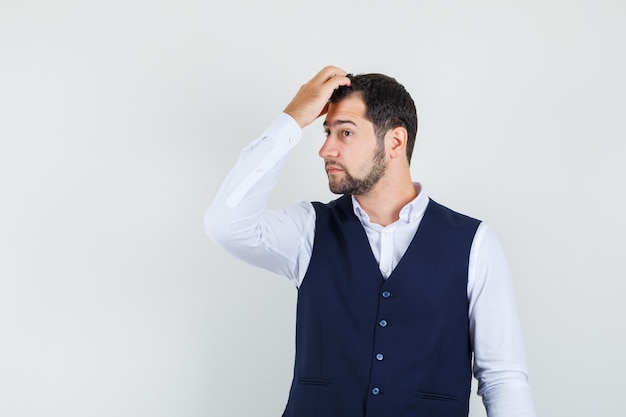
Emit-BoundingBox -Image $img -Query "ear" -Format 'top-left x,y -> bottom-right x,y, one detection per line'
387,126 -> 408,159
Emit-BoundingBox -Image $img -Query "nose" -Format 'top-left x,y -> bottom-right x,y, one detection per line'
318,136 -> 339,159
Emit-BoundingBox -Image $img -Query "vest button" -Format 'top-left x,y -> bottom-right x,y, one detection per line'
382,291 -> 391,299
371,387 -> 380,395
376,353 -> 384,361
379,319 -> 388,327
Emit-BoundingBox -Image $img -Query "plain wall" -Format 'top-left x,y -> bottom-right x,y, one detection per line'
1,0 -> 625,416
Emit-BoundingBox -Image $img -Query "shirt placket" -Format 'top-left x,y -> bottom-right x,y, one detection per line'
379,226 -> 395,279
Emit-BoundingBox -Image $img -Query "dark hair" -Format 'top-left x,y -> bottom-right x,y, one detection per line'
329,73 -> 418,163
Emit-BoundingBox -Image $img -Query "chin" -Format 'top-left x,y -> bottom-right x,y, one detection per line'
327,182 -> 342,195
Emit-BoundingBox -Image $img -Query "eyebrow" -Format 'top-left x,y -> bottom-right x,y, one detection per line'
323,119 -> 357,128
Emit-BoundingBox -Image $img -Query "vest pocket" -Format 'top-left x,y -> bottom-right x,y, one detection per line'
416,391 -> 457,402
298,377 -> 333,387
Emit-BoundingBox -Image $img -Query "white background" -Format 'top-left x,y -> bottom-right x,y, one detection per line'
1,0 -> 625,416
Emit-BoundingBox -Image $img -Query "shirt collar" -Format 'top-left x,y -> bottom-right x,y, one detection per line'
351,182 -> 429,226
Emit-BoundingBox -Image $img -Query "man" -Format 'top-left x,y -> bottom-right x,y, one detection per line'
205,66 -> 536,417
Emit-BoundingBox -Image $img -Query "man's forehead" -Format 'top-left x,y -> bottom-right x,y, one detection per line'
324,96 -> 368,126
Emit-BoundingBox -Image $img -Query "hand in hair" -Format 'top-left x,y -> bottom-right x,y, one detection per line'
284,66 -> 351,128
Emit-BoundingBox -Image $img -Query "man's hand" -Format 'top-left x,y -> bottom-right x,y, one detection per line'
284,66 -> 352,128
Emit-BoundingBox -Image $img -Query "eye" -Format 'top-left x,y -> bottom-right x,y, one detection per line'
341,130 -> 353,137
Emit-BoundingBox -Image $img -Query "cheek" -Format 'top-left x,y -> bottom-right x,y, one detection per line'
354,157 -> 374,175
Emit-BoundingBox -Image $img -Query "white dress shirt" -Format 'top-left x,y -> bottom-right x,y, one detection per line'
205,113 -> 536,417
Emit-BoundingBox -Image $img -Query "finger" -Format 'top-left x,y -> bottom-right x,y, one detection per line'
319,75 -> 351,101
313,65 -> 348,84
326,74 -> 351,89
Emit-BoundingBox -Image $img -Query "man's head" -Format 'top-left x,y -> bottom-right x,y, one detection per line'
321,93 -> 387,195
329,73 -> 418,164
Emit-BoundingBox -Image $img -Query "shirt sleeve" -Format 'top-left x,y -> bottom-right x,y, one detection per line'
204,113 -> 315,286
468,223 -> 537,417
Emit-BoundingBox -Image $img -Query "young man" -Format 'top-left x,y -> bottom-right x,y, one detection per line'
205,66 -> 536,417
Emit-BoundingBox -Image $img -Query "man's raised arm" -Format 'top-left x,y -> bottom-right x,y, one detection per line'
204,66 -> 350,283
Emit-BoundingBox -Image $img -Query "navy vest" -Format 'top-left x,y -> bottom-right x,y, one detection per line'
282,196 -> 481,417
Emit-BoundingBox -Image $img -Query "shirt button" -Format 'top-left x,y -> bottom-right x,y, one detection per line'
372,387 -> 380,395
288,137 -> 296,144
381,266 -> 389,274
379,319 -> 388,328
376,353 -> 384,361
382,291 -> 391,299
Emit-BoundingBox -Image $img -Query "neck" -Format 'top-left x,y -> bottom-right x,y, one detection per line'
354,174 -> 417,227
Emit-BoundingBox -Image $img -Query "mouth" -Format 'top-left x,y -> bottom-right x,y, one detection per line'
325,161 -> 344,174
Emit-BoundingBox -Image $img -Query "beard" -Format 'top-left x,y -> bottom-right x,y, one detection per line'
326,142 -> 387,195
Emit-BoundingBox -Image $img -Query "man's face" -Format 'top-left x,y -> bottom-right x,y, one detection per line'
321,95 -> 387,196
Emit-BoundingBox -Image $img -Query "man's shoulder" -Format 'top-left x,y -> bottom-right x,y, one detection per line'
426,198 -> 482,230
311,194 -> 351,208
310,195 -> 354,221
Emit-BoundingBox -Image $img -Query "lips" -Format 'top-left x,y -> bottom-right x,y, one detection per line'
325,161 -> 344,174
